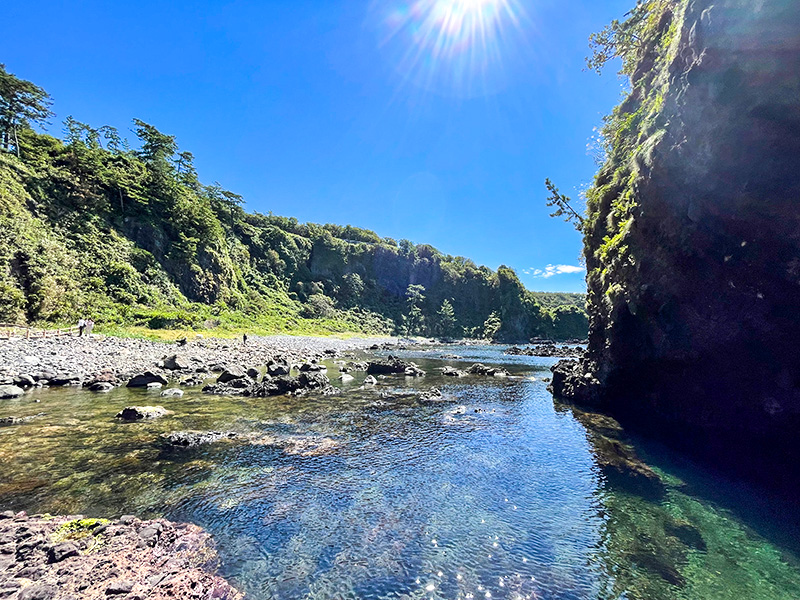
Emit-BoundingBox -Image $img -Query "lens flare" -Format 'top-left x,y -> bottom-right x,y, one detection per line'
374,0 -> 529,98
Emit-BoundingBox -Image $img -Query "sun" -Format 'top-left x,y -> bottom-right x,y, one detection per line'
374,0 -> 528,97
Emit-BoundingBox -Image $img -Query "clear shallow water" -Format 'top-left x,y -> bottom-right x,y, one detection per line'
1,345 -> 799,599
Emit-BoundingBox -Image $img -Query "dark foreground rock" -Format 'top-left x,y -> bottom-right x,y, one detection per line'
0,512 -> 242,599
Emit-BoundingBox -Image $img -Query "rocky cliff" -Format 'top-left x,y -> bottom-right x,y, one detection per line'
552,0 -> 800,485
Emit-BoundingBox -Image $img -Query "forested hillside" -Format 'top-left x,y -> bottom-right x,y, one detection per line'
0,66 -> 586,340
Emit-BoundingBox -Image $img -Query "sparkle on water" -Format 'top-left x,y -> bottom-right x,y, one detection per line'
375,0 -> 529,97
1,345 -> 800,599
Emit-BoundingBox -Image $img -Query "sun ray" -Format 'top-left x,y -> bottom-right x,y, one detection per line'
373,0 -> 531,98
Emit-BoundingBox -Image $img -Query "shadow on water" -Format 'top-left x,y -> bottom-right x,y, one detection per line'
1,343 -> 799,599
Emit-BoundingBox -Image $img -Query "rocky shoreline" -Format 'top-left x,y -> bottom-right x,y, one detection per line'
0,511 -> 241,599
0,334 -> 404,397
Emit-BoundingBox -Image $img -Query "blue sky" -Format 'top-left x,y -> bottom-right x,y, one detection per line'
2,0 -> 631,293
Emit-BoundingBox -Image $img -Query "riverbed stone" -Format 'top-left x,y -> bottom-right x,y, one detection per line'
160,388 -> 184,397
466,363 -> 510,377
116,406 -> 169,421
162,354 -> 190,370
162,430 -> 238,448
217,367 -> 246,384
89,381 -> 115,393
0,385 -> 24,399
127,372 -> 169,388
47,542 -> 79,563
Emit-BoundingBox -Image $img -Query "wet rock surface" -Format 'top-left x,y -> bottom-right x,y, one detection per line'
161,431 -> 239,449
505,344 -> 584,358
466,363 -> 510,377
0,512 -> 241,599
115,406 -> 169,421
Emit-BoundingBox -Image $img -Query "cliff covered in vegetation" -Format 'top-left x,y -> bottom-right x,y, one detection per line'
0,67 -> 586,340
552,0 -> 800,482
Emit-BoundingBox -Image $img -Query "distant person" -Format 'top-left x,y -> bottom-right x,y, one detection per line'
78,318 -> 86,337
243,333 -> 248,346
86,319 -> 94,335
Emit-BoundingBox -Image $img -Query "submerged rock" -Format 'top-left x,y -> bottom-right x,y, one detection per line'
161,430 -> 239,448
160,388 -> 184,397
0,413 -> 45,426
419,388 -> 445,402
116,406 -> 169,421
88,381 -> 115,393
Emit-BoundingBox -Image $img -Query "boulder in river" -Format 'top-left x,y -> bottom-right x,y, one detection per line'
127,372 -> 169,388
363,375 -> 378,385
439,366 -> 467,377
160,388 -> 184,398
466,363 -> 510,377
0,385 -> 25,399
367,357 -> 426,377
116,406 -> 169,421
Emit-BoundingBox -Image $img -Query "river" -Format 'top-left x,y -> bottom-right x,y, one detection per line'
1,344 -> 798,599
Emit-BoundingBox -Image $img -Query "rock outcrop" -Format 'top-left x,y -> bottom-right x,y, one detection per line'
552,0 -> 800,485
0,512 -> 241,599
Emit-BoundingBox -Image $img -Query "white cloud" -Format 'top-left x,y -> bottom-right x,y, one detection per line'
529,264 -> 585,279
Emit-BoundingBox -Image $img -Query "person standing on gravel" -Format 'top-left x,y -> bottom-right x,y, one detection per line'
78,318 -> 86,337
242,333 -> 248,346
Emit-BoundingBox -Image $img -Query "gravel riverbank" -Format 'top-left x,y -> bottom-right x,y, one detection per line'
0,334 -> 403,393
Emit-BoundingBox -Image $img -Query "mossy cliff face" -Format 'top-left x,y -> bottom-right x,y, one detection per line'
554,0 -> 800,482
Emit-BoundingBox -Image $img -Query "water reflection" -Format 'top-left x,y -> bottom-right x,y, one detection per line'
1,345 -> 798,599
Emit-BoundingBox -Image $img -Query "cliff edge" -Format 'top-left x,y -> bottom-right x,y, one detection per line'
552,0 -> 800,484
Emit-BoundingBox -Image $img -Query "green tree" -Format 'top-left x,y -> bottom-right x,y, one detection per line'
435,299 -> 458,339
545,179 -> 584,232
0,64 -> 53,157
404,284 -> 426,335
585,3 -> 650,75
483,311 -> 502,340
